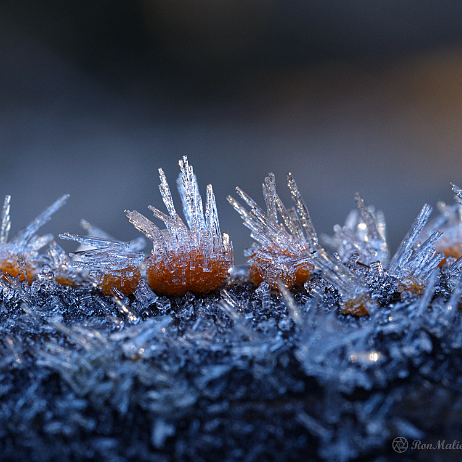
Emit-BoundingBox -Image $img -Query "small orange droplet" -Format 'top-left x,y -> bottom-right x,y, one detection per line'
99,265 -> 142,296
248,245 -> 314,290
342,294 -> 370,316
0,256 -> 35,284
397,276 -> 425,296
54,275 -> 76,287
437,243 -> 462,266
146,243 -> 232,296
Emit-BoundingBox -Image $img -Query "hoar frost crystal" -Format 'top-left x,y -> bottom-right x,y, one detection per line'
0,194 -> 69,284
126,156 -> 234,296
227,172 -> 315,290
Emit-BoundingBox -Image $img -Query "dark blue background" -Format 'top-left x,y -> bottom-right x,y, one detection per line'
1,1 -> 462,263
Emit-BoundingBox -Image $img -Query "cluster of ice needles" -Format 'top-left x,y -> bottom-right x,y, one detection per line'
2,159 -> 462,461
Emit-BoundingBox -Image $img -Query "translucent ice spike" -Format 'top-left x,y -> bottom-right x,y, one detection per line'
355,194 -> 381,241
275,193 -> 305,244
286,173 -> 318,249
405,231 -> 444,280
452,183 -> 462,203
0,195 -> 11,244
444,277 -> 462,317
228,172 -> 316,290
354,193 -> 388,262
10,194 -> 69,249
205,184 -> 222,250
177,156 -> 206,234
60,233 -> 130,252
413,268 -> 439,318
322,194 -> 388,265
158,168 -> 177,218
262,173 -> 278,225
388,204 -> 433,275
277,280 -> 304,327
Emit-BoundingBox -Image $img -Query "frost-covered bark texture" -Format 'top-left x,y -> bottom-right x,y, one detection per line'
2,266 -> 462,462
2,180 -> 462,461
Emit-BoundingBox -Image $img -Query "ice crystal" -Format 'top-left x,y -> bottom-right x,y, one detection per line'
43,240 -> 80,286
322,193 -> 388,265
229,173 -> 374,315
126,157 -> 233,296
387,204 -> 444,295
0,194 -> 69,284
60,228 -> 146,295
419,183 -> 462,268
228,172 -> 315,289
318,202 -> 445,314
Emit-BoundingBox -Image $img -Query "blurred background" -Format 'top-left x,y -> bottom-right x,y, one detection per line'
1,0 -> 462,264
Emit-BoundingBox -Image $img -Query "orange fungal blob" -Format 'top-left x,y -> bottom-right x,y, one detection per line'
0,255 -> 36,284
248,245 -> 314,290
436,243 -> 462,266
146,242 -> 232,296
99,265 -> 142,296
397,276 -> 425,296
126,157 -> 234,297
342,294 -> 370,317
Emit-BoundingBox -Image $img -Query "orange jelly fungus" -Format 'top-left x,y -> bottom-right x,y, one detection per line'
397,276 -> 425,296
342,294 -> 370,317
99,266 -> 142,296
145,244 -> 232,297
0,256 -> 36,284
436,243 -> 462,266
248,246 -> 314,290
54,275 -> 76,287
126,157 -> 234,297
